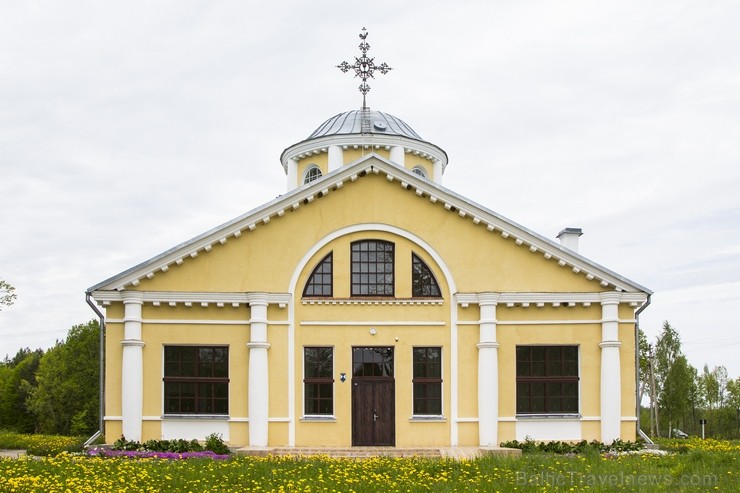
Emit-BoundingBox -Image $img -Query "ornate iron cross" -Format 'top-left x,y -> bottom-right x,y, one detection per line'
337,27 -> 393,109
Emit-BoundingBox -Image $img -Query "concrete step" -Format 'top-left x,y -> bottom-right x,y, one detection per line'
239,447 -> 442,458
236,446 -> 521,459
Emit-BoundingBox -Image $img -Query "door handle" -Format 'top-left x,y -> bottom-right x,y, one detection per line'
373,410 -> 378,422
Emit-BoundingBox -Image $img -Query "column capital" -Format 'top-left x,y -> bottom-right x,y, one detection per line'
476,342 -> 500,350
246,292 -> 270,307
247,342 -> 271,350
478,292 -> 501,306
599,291 -> 622,305
121,339 -> 145,348
121,291 -> 144,304
599,341 -> 622,349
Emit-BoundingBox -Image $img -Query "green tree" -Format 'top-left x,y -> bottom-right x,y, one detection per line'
0,348 -> 43,432
727,377 -> 740,411
637,329 -> 651,405
699,365 -> 734,437
0,279 -> 17,310
685,363 -> 701,435
659,355 -> 695,436
26,320 -> 100,435
654,321 -> 682,386
727,378 -> 740,437
653,321 -> 683,436
700,364 -> 720,411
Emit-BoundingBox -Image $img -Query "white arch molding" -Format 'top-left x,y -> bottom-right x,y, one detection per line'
286,223 -> 460,446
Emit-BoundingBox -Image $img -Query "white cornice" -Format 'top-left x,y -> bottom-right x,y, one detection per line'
280,133 -> 448,172
106,318 -> 284,325
457,319 -> 638,326
300,320 -> 446,326
92,291 -> 291,308
455,291 -> 648,308
88,154 -> 652,296
302,298 -> 443,306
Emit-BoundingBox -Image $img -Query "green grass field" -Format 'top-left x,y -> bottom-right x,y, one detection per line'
1,434 -> 738,492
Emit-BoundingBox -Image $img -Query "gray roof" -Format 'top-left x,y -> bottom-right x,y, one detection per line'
308,110 -> 423,140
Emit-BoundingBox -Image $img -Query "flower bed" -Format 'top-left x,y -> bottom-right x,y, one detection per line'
0,431 -> 85,456
1,449 -> 738,492
88,448 -> 230,460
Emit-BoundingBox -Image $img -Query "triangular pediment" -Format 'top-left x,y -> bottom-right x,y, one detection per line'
89,153 -> 651,296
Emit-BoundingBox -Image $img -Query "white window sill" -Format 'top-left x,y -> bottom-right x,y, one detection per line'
162,414 -> 229,420
409,415 -> 447,422
515,414 -> 581,420
300,415 -> 337,422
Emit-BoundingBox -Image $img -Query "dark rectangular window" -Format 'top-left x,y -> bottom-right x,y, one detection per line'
304,347 -> 334,415
413,347 -> 442,415
352,347 -> 394,378
163,346 -> 229,414
516,346 -> 578,414
351,240 -> 394,296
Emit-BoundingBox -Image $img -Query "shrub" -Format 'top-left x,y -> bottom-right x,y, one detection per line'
112,434 -> 230,455
205,433 -> 230,455
499,438 -> 643,455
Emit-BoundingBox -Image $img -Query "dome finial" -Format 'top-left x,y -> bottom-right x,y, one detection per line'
336,28 -> 393,110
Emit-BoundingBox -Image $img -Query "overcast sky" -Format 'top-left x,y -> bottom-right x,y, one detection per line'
1,1 -> 739,379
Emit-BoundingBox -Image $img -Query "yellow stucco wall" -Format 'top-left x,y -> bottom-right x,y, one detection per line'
296,154 -> 328,186
342,148 -> 391,164
136,173 -> 604,294
101,167 -> 643,446
404,157 -> 432,177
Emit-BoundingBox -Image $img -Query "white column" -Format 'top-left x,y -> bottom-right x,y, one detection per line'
433,159 -> 443,184
390,146 -> 405,167
328,145 -> 343,172
121,291 -> 144,442
600,292 -> 622,443
477,292 -> 500,447
247,293 -> 270,447
286,158 -> 298,192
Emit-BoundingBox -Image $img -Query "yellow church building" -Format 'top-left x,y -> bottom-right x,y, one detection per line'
88,32 -> 650,450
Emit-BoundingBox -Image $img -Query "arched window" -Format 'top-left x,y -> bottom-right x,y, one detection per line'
303,252 -> 333,297
411,166 -> 427,178
351,240 -> 394,296
303,165 -> 322,184
411,253 -> 441,297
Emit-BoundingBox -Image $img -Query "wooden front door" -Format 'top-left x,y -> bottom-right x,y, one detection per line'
351,347 -> 395,446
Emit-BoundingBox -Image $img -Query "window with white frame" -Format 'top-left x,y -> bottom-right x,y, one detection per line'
411,166 -> 427,178
303,165 -> 322,184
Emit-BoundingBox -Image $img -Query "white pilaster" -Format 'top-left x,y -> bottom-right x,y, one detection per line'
328,145 -> 343,172
287,158 -> 298,192
390,146 -> 405,167
477,292 -> 500,447
121,291 -> 144,442
433,159 -> 443,184
247,293 -> 270,447
600,292 -> 622,443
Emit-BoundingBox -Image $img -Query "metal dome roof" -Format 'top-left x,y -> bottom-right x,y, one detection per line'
308,110 -> 423,140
